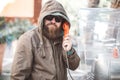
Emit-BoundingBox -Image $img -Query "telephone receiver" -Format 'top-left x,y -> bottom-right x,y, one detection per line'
62,22 -> 70,48
63,22 -> 69,38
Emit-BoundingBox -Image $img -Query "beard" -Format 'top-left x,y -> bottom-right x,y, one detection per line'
42,23 -> 63,40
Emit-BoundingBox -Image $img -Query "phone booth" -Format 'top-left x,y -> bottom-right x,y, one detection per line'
78,8 -> 120,80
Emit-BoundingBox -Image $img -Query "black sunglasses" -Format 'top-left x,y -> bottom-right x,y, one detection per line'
45,15 -> 62,22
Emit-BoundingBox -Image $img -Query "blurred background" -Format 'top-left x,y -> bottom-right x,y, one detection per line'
0,0 -> 120,80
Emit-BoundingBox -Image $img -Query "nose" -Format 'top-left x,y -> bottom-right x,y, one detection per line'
51,18 -> 56,23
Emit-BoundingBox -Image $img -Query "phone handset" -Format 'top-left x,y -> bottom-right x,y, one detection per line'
62,22 -> 70,48
63,22 -> 69,38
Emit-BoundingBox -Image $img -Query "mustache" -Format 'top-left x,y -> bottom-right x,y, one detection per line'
46,23 -> 57,27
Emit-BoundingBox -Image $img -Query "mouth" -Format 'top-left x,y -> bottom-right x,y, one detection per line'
47,24 -> 57,30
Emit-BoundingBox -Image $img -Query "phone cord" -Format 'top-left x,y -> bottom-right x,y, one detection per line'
65,52 -> 74,80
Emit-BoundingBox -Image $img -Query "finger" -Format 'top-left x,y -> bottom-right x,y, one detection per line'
63,41 -> 70,46
64,36 -> 71,41
63,34 -> 69,37
63,42 -> 69,47
63,40 -> 69,43
63,34 -> 70,39
64,37 -> 70,41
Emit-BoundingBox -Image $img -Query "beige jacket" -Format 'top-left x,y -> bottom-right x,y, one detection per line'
11,0 -> 80,80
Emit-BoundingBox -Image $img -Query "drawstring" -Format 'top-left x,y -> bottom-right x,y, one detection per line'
36,29 -> 46,58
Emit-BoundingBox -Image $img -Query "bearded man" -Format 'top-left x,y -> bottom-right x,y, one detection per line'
11,0 -> 80,80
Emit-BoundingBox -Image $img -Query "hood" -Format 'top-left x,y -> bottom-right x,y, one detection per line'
36,0 -> 70,58
38,0 -> 70,32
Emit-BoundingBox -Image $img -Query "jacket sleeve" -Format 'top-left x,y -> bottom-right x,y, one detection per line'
11,34 -> 33,80
62,47 -> 80,70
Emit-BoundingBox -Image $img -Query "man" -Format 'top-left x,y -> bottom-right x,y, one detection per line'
11,0 -> 80,80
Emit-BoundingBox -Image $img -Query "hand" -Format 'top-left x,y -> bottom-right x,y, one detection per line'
62,35 -> 72,51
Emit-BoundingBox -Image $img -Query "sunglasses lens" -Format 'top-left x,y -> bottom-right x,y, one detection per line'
45,15 -> 53,21
55,16 -> 61,22
45,15 -> 62,22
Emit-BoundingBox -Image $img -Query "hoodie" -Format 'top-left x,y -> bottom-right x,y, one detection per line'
11,0 -> 80,80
